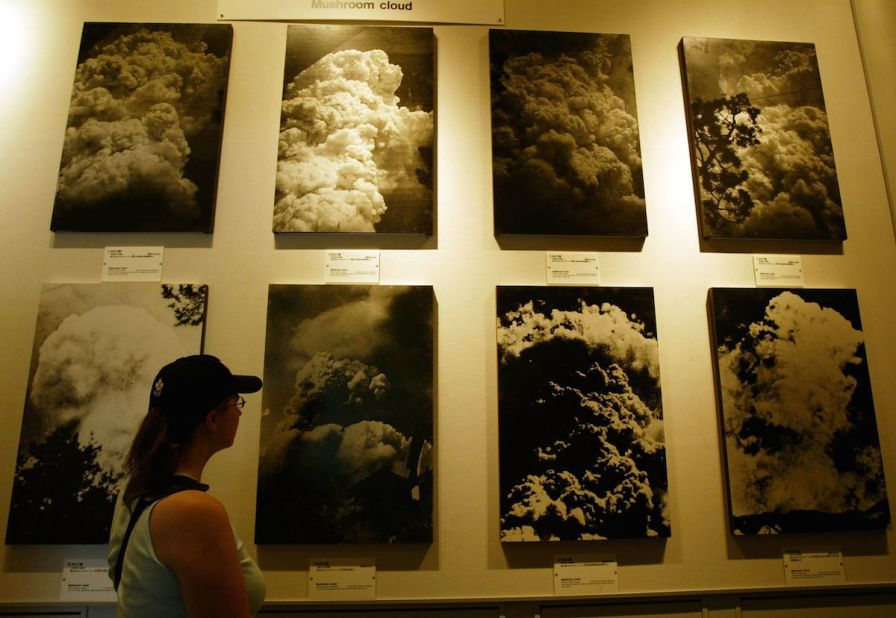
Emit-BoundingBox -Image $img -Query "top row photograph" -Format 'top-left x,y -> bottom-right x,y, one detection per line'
50,23 -> 846,242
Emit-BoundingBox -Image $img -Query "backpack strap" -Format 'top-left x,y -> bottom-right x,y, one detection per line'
113,476 -> 208,591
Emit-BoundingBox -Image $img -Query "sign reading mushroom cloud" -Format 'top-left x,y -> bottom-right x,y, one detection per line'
273,26 -> 435,234
709,288 -> 890,534
496,286 -> 669,541
50,23 -> 232,233
217,0 -> 504,24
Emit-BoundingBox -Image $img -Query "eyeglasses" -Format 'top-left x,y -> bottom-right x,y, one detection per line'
232,396 -> 247,410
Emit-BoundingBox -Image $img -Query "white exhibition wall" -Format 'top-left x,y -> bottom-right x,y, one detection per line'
0,0 -> 895,606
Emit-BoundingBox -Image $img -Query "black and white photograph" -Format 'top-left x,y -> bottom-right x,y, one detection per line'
496,286 -> 668,541
256,285 -> 434,543
5,283 -> 207,544
490,30 -> 647,237
709,288 -> 889,534
681,37 -> 845,240
273,26 -> 434,234
50,23 -> 233,232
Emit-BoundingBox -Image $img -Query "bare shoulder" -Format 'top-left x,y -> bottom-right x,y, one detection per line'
150,491 -> 234,567
153,490 -> 228,525
148,491 -> 252,616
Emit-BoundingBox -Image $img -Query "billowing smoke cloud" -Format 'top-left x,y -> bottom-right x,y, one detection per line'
56,27 -> 227,218
274,49 -> 433,232
688,39 -> 844,239
736,104 -> 842,236
718,291 -> 885,518
491,33 -> 645,234
500,362 -> 667,541
498,299 -> 659,379
28,304 -> 188,477
299,420 -> 409,485
262,351 -> 390,473
257,285 -> 433,542
719,45 -> 823,106
497,292 -> 667,540
289,286 -> 398,363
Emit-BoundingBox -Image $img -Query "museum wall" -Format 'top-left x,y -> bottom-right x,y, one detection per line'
1,0 -> 895,608
852,0 -> 896,232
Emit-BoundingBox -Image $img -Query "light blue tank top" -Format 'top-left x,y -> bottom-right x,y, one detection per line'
107,488 -> 265,617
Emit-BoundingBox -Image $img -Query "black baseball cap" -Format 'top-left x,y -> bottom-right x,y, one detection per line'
149,355 -> 262,439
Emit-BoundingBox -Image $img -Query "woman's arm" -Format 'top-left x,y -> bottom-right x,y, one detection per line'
151,491 -> 251,618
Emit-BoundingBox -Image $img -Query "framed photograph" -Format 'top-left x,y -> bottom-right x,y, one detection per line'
490,30 -> 647,237
681,37 -> 845,240
709,288 -> 889,534
5,283 -> 207,544
273,26 -> 434,234
50,23 -> 233,232
256,285 -> 434,543
496,286 -> 669,541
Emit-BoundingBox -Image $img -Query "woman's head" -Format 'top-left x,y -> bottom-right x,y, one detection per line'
123,355 -> 262,502
148,355 -> 262,444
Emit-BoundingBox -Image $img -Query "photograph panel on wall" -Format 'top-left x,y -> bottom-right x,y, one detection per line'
490,30 -> 647,237
709,287 -> 889,534
5,283 -> 207,544
273,26 -> 434,234
496,286 -> 669,541
50,23 -> 233,232
681,37 -> 845,240
256,285 -> 434,543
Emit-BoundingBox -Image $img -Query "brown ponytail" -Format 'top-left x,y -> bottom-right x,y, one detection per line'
122,407 -> 179,505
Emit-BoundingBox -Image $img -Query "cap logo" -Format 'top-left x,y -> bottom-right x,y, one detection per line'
153,378 -> 164,398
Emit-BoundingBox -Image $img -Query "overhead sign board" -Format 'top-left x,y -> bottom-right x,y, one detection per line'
217,0 -> 505,24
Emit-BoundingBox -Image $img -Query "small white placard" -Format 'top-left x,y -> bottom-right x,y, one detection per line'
59,559 -> 116,602
218,0 -> 504,24
546,252 -> 601,285
102,246 -> 164,282
783,548 -> 845,586
753,254 -> 803,287
309,558 -> 376,600
553,554 -> 618,595
324,250 -> 380,284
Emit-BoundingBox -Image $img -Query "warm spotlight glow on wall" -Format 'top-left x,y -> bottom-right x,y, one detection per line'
0,3 -> 27,94
0,0 -> 28,118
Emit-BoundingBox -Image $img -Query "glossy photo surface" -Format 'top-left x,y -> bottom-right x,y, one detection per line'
256,284 -> 434,543
709,287 -> 889,534
497,286 -> 668,541
6,283 -> 207,544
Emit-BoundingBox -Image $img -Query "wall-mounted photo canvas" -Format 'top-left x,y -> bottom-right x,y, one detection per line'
490,30 -> 647,237
273,26 -> 434,234
496,286 -> 668,541
256,285 -> 434,543
5,283 -> 207,544
709,288 -> 889,534
50,23 -> 233,232
681,37 -> 845,240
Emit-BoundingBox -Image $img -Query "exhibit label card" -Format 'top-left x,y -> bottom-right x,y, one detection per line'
308,558 -> 376,600
546,252 -> 601,285
753,254 -> 803,287
102,246 -> 164,282
783,548 -> 845,586
59,559 -> 115,602
324,250 -> 380,284
217,0 -> 504,24
553,554 -> 618,595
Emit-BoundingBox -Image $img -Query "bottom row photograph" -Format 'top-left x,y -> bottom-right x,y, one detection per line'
4,283 -> 890,546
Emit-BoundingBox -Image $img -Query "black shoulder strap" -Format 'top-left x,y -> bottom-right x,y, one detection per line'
113,476 -> 208,591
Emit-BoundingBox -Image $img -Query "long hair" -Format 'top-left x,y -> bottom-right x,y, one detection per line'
122,407 -> 179,505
